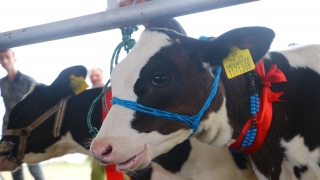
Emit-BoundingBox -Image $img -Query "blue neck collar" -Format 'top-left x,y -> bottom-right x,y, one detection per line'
112,66 -> 222,136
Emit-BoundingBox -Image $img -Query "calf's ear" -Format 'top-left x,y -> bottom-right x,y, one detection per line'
49,65 -> 88,98
200,26 -> 275,66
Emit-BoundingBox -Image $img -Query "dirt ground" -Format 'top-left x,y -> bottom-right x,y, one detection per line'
0,162 -> 91,180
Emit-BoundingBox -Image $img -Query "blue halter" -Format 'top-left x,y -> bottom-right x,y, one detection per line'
111,66 -> 222,136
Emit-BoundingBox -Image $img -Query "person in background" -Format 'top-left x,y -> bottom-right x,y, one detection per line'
0,49 -> 45,180
89,68 -> 104,88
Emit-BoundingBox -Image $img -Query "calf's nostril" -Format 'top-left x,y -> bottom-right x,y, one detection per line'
102,145 -> 112,156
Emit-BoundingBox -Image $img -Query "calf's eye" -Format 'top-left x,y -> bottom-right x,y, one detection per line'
152,74 -> 169,86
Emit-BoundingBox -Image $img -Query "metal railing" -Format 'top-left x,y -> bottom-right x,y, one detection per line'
0,0 -> 257,50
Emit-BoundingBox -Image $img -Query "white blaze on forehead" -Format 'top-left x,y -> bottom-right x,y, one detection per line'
111,30 -> 173,101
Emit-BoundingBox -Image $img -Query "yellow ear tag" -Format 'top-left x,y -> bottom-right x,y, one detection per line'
222,46 -> 255,79
69,74 -> 89,95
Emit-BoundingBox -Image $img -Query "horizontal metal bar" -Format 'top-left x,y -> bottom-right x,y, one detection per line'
0,0 -> 257,50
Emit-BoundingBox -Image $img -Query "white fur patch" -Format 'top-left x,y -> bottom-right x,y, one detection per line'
176,138 -> 257,180
280,135 -> 320,180
92,105 -> 150,162
151,163 -> 186,180
23,132 -> 87,164
279,160 -> 298,180
249,136 -> 320,180
194,97 -> 232,148
275,44 -> 320,74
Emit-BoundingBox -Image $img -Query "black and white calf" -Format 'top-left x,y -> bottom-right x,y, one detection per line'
90,27 -> 320,180
0,66 -> 256,180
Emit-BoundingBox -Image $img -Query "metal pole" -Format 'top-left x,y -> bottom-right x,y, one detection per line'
107,0 -> 118,9
0,0 -> 257,50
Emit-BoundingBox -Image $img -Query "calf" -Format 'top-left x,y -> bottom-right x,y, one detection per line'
0,66 -> 256,179
90,27 -> 320,180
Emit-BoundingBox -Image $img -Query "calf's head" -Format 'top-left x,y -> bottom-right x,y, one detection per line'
90,27 -> 275,171
0,66 -> 87,171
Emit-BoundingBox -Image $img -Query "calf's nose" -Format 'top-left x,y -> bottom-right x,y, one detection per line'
90,143 -> 113,163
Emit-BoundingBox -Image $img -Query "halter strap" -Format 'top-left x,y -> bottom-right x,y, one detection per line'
2,98 -> 69,164
53,98 -> 68,137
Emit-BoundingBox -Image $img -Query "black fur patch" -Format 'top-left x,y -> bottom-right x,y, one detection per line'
293,165 -> 308,179
154,139 -> 191,173
131,169 -> 152,180
231,152 -> 248,170
131,139 -> 191,180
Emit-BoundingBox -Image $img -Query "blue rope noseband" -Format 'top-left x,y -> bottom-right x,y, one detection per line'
111,66 -> 222,136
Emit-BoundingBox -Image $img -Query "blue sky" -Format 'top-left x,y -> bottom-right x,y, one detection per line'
0,0 -> 319,131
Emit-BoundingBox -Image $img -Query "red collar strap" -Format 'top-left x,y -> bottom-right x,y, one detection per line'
102,88 -> 132,180
229,60 -> 287,154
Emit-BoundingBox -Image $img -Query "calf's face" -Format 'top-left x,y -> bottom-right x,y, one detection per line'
90,27 -> 275,171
